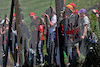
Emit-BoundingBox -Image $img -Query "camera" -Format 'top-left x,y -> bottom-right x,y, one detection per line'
5,14 -> 7,18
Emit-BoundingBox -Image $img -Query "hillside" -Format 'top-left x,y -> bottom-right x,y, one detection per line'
0,0 -> 100,67
0,0 -> 100,26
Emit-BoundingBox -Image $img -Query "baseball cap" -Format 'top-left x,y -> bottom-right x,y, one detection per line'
29,12 -> 35,16
69,3 -> 76,8
78,9 -> 87,13
74,9 -> 78,15
66,5 -> 74,12
13,14 -> 16,17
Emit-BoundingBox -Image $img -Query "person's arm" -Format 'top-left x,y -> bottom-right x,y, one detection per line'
6,17 -> 10,22
30,22 -> 33,30
92,9 -> 99,18
92,9 -> 97,14
96,13 -> 99,18
41,18 -> 46,25
81,24 -> 88,39
45,14 -> 55,26
50,6 -> 56,14
1,26 -> 9,35
5,26 -> 9,32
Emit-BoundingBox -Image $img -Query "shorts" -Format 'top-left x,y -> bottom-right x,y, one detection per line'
74,43 -> 79,47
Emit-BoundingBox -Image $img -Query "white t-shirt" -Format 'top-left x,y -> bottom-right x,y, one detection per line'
49,15 -> 57,33
0,19 -> 8,24
83,16 -> 90,28
80,16 -> 90,36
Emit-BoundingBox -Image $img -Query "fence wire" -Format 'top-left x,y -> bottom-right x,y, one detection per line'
0,0 -> 100,67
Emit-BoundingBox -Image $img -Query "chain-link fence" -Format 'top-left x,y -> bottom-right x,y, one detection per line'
0,0 -> 100,67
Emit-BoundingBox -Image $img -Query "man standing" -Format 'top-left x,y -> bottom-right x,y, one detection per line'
37,19 -> 45,66
10,14 -> 19,67
44,6 -> 57,64
28,12 -> 41,66
62,4 -> 82,66
78,8 -> 90,57
0,15 -> 9,67
29,12 -> 40,49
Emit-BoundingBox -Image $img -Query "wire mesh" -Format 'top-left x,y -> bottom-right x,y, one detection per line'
0,0 -> 100,67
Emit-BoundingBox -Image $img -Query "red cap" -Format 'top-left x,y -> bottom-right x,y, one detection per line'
73,9 -> 78,15
13,14 -> 15,17
29,12 -> 35,16
70,3 -> 76,8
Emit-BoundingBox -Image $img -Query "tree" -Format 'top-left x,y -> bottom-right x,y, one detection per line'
14,0 -> 23,66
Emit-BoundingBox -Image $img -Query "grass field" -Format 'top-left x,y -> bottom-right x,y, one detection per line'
0,0 -> 100,66
0,0 -> 100,27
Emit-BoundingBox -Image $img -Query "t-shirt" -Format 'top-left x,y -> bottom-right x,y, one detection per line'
96,10 -> 99,14
30,17 -> 40,47
0,20 -> 8,24
30,16 -> 40,32
79,16 -> 90,36
38,25 -> 44,41
20,13 -> 24,20
20,22 -> 30,38
49,15 -> 57,33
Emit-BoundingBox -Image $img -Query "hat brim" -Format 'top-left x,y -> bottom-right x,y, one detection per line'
78,11 -> 81,13
30,15 -> 35,16
70,9 -> 74,12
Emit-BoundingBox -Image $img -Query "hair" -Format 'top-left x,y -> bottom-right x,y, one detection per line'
39,19 -> 42,25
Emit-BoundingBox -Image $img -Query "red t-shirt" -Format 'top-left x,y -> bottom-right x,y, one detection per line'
96,10 -> 99,14
73,9 -> 78,15
38,25 -> 44,40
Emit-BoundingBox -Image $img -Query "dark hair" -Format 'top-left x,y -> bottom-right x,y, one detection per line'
39,19 -> 42,25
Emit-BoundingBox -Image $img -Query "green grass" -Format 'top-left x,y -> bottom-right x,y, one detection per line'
0,0 -> 100,25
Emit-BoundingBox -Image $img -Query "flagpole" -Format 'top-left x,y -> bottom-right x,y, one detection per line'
4,0 -> 14,67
